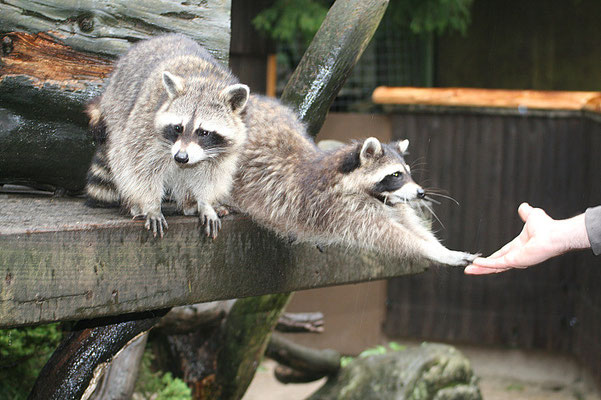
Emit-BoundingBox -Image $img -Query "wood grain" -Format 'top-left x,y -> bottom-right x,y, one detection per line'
0,194 -> 426,328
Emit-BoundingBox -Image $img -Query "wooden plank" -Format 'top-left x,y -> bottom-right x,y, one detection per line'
372,87 -> 601,112
0,194 -> 426,328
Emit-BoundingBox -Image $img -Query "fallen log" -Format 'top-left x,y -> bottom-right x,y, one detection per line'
266,333 -> 341,382
276,312 -> 325,333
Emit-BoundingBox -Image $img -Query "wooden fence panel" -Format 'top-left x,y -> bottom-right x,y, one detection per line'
385,109 -> 601,381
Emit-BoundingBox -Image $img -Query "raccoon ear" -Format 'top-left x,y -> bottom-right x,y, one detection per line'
360,137 -> 383,162
398,139 -> 409,155
162,71 -> 184,98
222,84 -> 250,113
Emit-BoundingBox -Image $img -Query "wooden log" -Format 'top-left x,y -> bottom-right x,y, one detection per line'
0,0 -> 230,62
372,86 -> 601,113
88,332 -> 148,400
276,312 -> 325,333
0,32 -> 113,192
27,309 -> 169,400
266,333 -> 341,378
274,365 -> 327,384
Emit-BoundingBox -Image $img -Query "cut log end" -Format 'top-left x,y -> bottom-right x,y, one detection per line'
0,31 -> 113,88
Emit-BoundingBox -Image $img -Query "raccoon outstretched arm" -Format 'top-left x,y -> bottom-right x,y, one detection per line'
385,209 -> 477,267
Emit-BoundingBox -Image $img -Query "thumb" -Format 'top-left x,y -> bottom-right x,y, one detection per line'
517,202 -> 534,222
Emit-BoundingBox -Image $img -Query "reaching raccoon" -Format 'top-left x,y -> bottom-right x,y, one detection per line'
232,96 -> 477,266
86,34 -> 249,238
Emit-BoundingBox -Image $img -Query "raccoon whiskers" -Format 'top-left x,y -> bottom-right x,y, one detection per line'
423,195 -> 441,205
419,199 -> 445,230
424,191 -> 460,206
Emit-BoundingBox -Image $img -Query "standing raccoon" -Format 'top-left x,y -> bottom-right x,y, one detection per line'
86,34 -> 249,237
232,96 -> 477,266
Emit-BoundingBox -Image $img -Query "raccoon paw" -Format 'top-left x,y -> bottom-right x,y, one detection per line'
199,209 -> 221,240
441,251 -> 480,267
144,213 -> 168,238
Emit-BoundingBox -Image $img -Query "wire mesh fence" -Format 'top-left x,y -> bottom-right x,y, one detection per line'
276,13 -> 433,113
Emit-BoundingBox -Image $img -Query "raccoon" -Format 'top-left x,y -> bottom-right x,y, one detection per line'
232,95 -> 477,266
85,34 -> 249,238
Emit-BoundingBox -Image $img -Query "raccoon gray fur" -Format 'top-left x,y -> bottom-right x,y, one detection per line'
232,95 -> 477,267
85,34 -> 249,238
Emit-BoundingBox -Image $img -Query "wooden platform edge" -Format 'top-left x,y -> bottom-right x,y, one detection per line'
0,196 -> 427,329
372,86 -> 601,114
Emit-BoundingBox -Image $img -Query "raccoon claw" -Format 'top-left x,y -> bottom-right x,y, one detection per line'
200,214 -> 221,239
144,214 -> 168,238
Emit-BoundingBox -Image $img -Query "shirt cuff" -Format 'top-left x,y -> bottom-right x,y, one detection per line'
585,206 -> 601,255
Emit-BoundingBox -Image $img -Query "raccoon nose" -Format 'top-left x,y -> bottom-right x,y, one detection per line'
174,151 -> 189,164
417,188 -> 425,199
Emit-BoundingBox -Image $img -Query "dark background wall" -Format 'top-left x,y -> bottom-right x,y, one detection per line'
436,0 -> 601,90
384,109 -> 601,383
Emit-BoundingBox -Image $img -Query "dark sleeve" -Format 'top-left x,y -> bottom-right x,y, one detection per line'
585,206 -> 601,255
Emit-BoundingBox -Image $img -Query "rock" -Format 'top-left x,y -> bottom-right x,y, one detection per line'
307,343 -> 482,400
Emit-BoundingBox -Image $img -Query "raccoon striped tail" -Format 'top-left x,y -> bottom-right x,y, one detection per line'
85,97 -> 119,207
86,96 -> 108,144
85,145 -> 120,208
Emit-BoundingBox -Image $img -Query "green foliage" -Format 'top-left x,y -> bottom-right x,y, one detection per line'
252,0 -> 330,45
0,324 -> 62,400
388,0 -> 474,35
134,348 -> 192,400
252,0 -> 473,46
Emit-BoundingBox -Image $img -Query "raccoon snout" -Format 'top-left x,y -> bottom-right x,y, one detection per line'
174,151 -> 189,164
417,188 -> 425,199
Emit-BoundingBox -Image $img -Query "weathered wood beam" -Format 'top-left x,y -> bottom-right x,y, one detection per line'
0,0 -> 230,62
0,195 -> 424,329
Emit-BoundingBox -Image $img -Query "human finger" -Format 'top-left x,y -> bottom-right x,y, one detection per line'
468,256 -> 514,269
517,202 -> 534,222
464,265 -> 512,275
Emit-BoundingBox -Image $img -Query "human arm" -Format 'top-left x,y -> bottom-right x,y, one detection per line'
464,203 -> 592,275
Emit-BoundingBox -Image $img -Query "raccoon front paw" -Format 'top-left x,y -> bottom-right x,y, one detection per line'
441,251 -> 480,267
199,208 -> 221,239
144,212 -> 168,238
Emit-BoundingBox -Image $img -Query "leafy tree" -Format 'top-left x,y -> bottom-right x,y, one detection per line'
253,0 -> 473,46
134,348 -> 192,400
0,324 -> 62,400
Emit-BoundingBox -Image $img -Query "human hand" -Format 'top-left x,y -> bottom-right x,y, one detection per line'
464,203 -> 589,275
